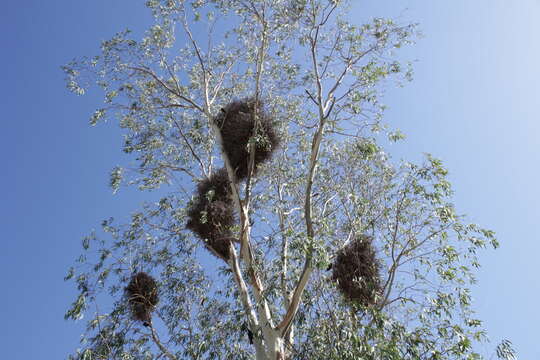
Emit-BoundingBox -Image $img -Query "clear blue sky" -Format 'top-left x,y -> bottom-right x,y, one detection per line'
1,1 -> 538,358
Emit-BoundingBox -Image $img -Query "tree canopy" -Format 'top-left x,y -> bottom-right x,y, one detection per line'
63,1 -> 515,359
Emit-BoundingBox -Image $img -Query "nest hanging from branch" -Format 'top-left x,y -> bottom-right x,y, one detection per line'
331,235 -> 382,306
213,98 -> 280,181
125,272 -> 159,326
186,169 -> 236,260
196,168 -> 231,202
185,97 -> 280,260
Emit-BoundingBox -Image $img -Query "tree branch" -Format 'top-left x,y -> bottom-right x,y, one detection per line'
180,8 -> 273,356
277,16 -> 330,335
229,244 -> 266,358
150,325 -> 177,360
127,66 -> 203,112
173,118 -> 208,178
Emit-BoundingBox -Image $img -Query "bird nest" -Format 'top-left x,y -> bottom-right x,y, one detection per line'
125,272 -> 159,326
213,98 -> 280,181
196,168 -> 231,202
331,235 -> 382,306
186,169 -> 236,260
185,98 -> 280,260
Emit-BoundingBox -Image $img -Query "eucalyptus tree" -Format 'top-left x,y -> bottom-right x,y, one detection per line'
63,1 -> 515,359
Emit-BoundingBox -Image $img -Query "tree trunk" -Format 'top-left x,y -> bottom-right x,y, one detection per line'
253,329 -> 286,360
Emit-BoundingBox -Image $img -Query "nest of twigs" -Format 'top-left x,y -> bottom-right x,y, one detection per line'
125,272 -> 159,326
213,98 -> 280,181
185,98 -> 279,260
186,169 -> 235,260
332,235 -> 382,306
195,168 -> 231,202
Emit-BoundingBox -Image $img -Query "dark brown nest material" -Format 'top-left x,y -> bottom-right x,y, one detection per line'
125,272 -> 159,326
332,235 -> 382,306
213,98 -> 280,181
196,168 -> 231,203
186,169 -> 236,260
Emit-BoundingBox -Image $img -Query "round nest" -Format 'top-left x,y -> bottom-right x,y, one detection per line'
213,98 -> 280,181
331,235 -> 382,306
125,272 -> 159,326
186,169 -> 236,260
196,168 -> 231,202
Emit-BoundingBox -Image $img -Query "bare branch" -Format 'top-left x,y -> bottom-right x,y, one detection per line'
127,66 -> 203,112
150,325 -> 177,360
278,15 -> 331,334
172,118 -> 208,177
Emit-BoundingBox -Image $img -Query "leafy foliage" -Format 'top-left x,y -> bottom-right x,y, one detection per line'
63,0 -> 515,359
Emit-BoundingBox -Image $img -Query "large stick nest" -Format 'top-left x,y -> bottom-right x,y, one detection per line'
332,235 -> 382,306
186,169 -> 235,260
213,98 -> 280,181
125,272 -> 159,326
195,168 -> 231,203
